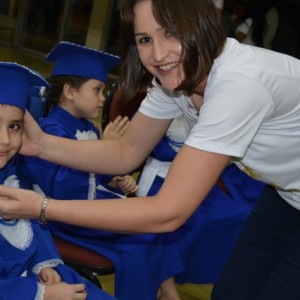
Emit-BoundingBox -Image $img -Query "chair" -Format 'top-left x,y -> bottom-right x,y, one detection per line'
102,81 -> 147,129
53,236 -> 114,289
101,81 -> 149,185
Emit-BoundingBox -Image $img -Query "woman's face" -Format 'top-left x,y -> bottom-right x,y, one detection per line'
0,105 -> 23,169
133,0 -> 183,91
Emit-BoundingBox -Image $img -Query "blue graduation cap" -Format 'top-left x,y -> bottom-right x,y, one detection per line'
46,41 -> 120,83
0,62 -> 49,111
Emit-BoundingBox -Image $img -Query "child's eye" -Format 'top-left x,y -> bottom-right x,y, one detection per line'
9,123 -> 22,131
95,87 -> 104,94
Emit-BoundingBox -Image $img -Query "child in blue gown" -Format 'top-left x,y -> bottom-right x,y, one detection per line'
0,62 -> 115,300
20,42 -> 184,300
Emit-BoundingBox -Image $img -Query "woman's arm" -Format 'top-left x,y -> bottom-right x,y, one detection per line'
22,111 -> 172,175
0,146 -> 230,233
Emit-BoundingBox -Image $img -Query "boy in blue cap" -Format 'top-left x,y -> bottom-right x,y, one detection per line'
0,62 -> 115,300
20,41 -> 184,300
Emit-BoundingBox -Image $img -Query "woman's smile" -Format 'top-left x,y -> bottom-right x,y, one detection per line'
134,0 -> 183,91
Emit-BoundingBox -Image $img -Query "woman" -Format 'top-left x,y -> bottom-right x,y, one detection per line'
0,0 -> 300,299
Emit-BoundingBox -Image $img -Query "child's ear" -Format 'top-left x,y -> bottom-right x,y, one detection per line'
63,83 -> 76,100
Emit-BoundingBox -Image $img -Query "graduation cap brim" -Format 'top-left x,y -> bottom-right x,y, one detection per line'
0,62 -> 49,110
46,41 -> 120,83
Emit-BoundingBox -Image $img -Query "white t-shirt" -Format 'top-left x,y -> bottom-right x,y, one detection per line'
139,38 -> 300,209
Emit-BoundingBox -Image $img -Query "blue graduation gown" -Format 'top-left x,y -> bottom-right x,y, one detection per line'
137,134 -> 266,284
0,157 -> 115,300
20,106 -> 184,300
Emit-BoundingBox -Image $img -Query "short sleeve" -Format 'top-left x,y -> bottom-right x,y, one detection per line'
139,83 -> 182,120
185,74 -> 274,157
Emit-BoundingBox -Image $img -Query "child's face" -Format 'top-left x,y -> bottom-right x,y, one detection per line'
0,104 -> 23,169
67,79 -> 105,120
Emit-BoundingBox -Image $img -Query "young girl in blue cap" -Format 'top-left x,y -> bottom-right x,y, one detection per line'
0,62 -> 115,300
20,41 -> 184,300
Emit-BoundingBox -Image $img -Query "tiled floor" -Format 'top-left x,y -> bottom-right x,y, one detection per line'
99,273 -> 213,299
0,44 -> 213,299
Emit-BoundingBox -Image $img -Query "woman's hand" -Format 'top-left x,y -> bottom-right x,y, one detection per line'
102,115 -> 130,140
39,267 -> 61,285
0,185 -> 42,219
20,110 -> 46,157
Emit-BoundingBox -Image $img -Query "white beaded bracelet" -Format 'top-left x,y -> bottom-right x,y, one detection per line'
38,197 -> 49,224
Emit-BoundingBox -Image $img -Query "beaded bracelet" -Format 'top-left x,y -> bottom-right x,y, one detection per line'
38,196 -> 49,224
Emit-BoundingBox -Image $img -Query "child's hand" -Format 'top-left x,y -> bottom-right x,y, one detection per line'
110,175 -> 138,195
102,115 -> 129,140
39,267 -> 61,285
44,282 -> 87,300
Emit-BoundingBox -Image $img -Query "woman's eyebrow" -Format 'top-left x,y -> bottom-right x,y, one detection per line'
135,26 -> 164,37
11,119 -> 23,123
134,32 -> 147,37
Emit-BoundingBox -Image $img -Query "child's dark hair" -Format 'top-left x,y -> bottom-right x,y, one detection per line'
44,75 -> 89,116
